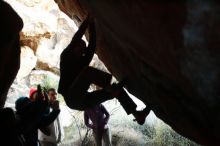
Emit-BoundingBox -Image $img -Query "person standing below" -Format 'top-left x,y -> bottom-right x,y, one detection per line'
38,88 -> 64,146
84,104 -> 112,146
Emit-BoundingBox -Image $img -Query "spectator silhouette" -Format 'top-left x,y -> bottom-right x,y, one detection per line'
84,104 -> 112,146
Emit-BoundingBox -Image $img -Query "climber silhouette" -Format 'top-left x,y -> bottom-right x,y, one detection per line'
58,16 -> 150,125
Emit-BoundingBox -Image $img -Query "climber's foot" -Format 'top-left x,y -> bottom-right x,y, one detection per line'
133,107 -> 150,125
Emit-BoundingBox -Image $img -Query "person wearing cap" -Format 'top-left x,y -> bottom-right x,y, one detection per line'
15,87 -> 60,146
29,87 -> 38,101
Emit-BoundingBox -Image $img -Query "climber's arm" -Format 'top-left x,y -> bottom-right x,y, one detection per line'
72,16 -> 89,43
84,18 -> 96,64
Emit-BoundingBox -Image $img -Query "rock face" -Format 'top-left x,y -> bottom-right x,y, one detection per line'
16,46 -> 37,79
5,0 -> 77,76
55,0 -> 220,145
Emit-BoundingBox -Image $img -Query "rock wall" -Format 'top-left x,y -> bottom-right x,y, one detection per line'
5,0 -> 77,77
54,0 -> 220,145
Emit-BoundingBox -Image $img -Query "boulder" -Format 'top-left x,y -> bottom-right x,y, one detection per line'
16,46 -> 37,79
55,0 -> 220,145
6,0 -> 76,72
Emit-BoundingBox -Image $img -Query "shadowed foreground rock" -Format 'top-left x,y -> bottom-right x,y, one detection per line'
0,1 -> 23,108
55,1 -> 220,145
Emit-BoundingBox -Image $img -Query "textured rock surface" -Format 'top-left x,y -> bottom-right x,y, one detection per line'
5,0 -> 76,75
16,46 -> 37,79
55,0 -> 220,145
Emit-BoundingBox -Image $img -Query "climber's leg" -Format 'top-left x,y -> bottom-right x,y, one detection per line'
64,66 -> 113,110
110,81 -> 151,125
